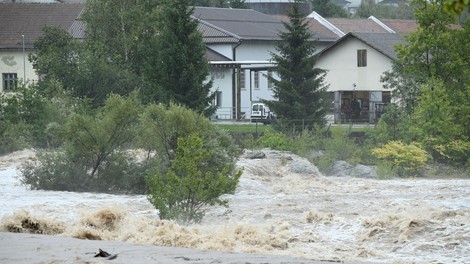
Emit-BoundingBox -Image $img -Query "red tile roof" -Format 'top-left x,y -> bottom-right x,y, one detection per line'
327,18 -> 390,34
379,19 -> 419,33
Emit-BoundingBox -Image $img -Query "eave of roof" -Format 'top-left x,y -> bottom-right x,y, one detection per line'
319,32 -> 405,60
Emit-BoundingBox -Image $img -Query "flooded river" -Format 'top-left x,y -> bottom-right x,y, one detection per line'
1,149 -> 469,263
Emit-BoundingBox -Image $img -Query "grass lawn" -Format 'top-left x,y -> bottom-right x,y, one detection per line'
215,123 -> 274,133
216,123 -> 373,134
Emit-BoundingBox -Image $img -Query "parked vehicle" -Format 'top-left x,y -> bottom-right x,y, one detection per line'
250,103 -> 275,124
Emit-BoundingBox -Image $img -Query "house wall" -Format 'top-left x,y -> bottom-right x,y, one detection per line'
207,44 -> 234,59
210,67 -> 234,119
316,37 -> 392,92
237,41 -> 277,119
0,50 -> 37,92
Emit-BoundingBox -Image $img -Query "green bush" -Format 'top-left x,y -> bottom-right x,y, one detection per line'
0,121 -> 32,155
139,103 -> 242,223
20,94 -> 145,193
312,126 -> 362,172
373,104 -> 414,144
372,141 -> 429,177
138,103 -> 241,169
147,133 -> 241,224
257,132 -> 293,151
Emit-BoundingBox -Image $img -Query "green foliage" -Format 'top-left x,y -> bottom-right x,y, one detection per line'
138,103 -> 239,165
381,0 -> 459,114
372,104 -> 414,144
263,0 -> 329,132
20,94 -> 145,193
64,94 -> 141,177
375,160 -> 398,179
433,140 -> 470,165
0,121 -> 31,155
193,0 -> 247,8
139,103 -> 241,222
257,132 -> 293,151
356,0 -> 415,19
30,26 -> 142,108
312,126 -> 362,172
0,82 -> 67,152
309,0 -> 349,18
147,133 -> 241,224
147,0 -> 215,116
82,0 -> 162,72
21,150 -> 147,193
409,79 -> 469,165
372,141 -> 429,177
444,0 -> 470,14
380,0 -> 470,168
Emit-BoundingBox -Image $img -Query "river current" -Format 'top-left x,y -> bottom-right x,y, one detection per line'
1,149 -> 469,263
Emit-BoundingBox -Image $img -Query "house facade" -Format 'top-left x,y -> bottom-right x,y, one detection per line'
195,7 -> 338,120
0,3 -> 84,92
194,7 -> 284,120
1,3 -> 415,124
316,32 -> 404,123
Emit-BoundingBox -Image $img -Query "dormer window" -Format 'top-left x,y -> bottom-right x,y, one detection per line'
357,49 -> 367,67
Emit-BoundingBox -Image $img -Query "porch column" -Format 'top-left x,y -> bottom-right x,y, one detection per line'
334,91 -> 341,124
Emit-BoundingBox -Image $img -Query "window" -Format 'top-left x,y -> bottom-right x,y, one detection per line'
254,71 -> 259,89
215,91 -> 222,107
240,70 -> 245,90
357,49 -> 367,67
267,70 -> 273,90
211,68 -> 225,79
2,73 -> 17,92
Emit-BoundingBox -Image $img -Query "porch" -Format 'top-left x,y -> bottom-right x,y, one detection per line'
330,90 -> 390,124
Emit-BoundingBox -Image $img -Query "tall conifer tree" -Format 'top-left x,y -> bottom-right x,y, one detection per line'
263,0 -> 328,131
154,0 -> 216,116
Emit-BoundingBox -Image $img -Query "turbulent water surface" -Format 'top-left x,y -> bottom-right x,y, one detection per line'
1,149 -> 469,263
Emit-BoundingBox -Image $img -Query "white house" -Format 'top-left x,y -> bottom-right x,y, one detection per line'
1,3 -> 411,124
194,7 -> 336,120
316,32 -> 404,123
0,3 -> 84,92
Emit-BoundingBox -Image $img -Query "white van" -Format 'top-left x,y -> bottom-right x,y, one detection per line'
250,103 -> 275,124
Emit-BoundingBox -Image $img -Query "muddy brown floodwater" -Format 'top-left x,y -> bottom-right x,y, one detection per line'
0,149 -> 469,263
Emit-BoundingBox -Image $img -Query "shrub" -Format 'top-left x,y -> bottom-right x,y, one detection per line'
0,121 -> 32,155
140,103 -> 242,223
373,104 -> 414,144
257,132 -> 293,151
431,139 -> 470,166
312,126 -> 362,172
372,141 -> 429,177
138,103 -> 240,166
20,94 -> 145,193
147,133 -> 241,224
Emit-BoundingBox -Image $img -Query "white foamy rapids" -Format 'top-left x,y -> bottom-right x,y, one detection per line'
1,149 -> 470,263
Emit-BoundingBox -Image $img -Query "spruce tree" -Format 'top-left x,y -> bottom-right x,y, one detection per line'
263,0 -> 328,131
154,0 -> 216,116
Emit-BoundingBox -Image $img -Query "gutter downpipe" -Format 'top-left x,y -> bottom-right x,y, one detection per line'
232,40 -> 242,120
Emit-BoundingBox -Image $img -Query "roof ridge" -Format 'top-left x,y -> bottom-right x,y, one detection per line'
193,16 -> 242,40
307,11 -> 345,37
368,16 -> 396,33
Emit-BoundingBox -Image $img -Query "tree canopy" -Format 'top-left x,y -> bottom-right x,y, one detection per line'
381,0 -> 470,163
309,0 -> 348,18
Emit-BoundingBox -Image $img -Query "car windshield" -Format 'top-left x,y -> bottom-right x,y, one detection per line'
253,105 -> 263,111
